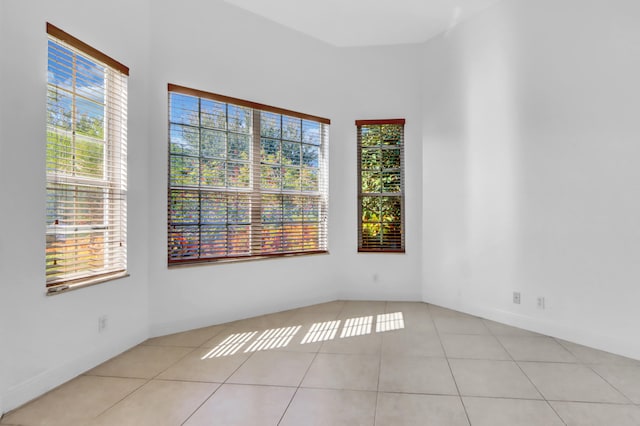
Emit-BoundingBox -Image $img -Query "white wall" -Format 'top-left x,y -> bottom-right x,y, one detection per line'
422,0 -> 640,359
147,0 -> 423,336
11,0 -> 640,415
0,0 -> 151,412
0,0 -> 7,414
0,0 -> 423,413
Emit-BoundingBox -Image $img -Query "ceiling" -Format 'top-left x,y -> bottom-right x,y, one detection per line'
223,0 -> 505,47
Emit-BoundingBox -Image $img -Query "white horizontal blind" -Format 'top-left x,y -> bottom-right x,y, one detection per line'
357,119 -> 405,252
46,24 -> 128,289
168,85 -> 329,264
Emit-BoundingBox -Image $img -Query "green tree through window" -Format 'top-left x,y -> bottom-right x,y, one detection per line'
168,85 -> 329,263
46,23 -> 128,291
357,119 -> 405,252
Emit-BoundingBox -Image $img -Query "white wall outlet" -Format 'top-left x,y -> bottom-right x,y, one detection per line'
98,315 -> 108,333
537,297 -> 545,309
513,291 -> 521,304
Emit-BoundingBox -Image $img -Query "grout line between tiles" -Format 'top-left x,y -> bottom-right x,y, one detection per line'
371,301 -> 388,426
8,301 -> 640,426
277,345 -> 322,425
179,384 -> 221,426
489,322 -> 567,425
431,306 -> 472,426
579,361 -> 635,405
92,343 -> 202,423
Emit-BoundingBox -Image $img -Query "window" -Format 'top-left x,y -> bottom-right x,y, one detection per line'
356,119 -> 405,252
167,84 -> 329,264
46,23 -> 128,293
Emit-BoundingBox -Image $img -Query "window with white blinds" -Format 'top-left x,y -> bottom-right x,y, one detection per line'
357,119 -> 405,252
46,23 -> 128,293
168,84 -> 329,264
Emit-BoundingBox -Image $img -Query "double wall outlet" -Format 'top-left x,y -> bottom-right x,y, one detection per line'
537,297 -> 546,309
513,291 -> 521,304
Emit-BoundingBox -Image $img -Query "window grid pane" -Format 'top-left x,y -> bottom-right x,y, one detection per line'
46,30 -> 128,289
357,121 -> 405,252
168,88 -> 329,264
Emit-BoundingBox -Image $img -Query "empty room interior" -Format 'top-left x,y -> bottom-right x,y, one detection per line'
1,0 -> 640,424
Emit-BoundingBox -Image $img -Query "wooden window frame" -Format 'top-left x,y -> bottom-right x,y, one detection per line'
46,23 -> 128,294
167,84 -> 330,265
356,119 -> 406,253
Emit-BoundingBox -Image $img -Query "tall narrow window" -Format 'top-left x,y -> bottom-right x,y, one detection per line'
357,119 -> 405,252
168,84 -> 329,264
46,23 -> 128,292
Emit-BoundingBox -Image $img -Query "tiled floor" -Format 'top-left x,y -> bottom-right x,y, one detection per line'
3,301 -> 640,426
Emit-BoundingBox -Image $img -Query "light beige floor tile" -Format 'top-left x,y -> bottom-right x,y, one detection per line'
391,310 -> 437,333
519,362 -> 629,403
428,305 -> 476,319
592,363 -> 640,404
280,312 -> 339,352
375,393 -> 469,426
228,311 -> 296,331
337,300 -> 387,318
0,376 -> 145,426
441,334 -> 511,360
384,302 -> 434,329
550,401 -> 640,426
498,336 -> 578,362
184,384 -> 295,426
272,337 -> 324,353
320,332 -> 382,355
301,353 -> 379,391
449,359 -> 542,399
385,301 -> 430,314
143,324 -> 225,347
279,388 -> 376,426
85,345 -> 193,379
15,301 -> 640,426
483,320 -> 542,337
292,301 -> 345,314
381,329 -> 444,357
378,355 -> 458,395
227,351 -> 314,386
157,347 -> 250,382
557,340 -> 640,365
89,380 -> 217,426
404,317 -> 438,333
200,326 -> 257,350
287,310 -> 339,328
282,313 -> 342,345
434,316 -> 491,335
462,397 -> 564,426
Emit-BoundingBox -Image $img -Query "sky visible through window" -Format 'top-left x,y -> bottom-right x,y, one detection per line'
168,90 -> 328,262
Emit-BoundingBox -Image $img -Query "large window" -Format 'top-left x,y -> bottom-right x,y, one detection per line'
168,84 -> 329,264
357,119 -> 405,252
46,23 -> 128,293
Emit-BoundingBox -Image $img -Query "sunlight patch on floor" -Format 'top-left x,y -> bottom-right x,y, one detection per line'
244,325 -> 302,352
201,331 -> 258,359
301,320 -> 341,344
340,316 -> 373,338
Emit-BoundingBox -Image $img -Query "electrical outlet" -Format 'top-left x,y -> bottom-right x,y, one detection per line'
98,315 -> 108,333
537,297 -> 545,309
513,292 -> 521,304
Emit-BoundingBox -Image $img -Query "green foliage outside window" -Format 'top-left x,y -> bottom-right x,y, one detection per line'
168,90 -> 328,262
358,122 -> 404,251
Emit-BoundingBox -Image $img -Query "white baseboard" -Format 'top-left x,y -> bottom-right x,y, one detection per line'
424,295 -> 640,361
2,331 -> 146,414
